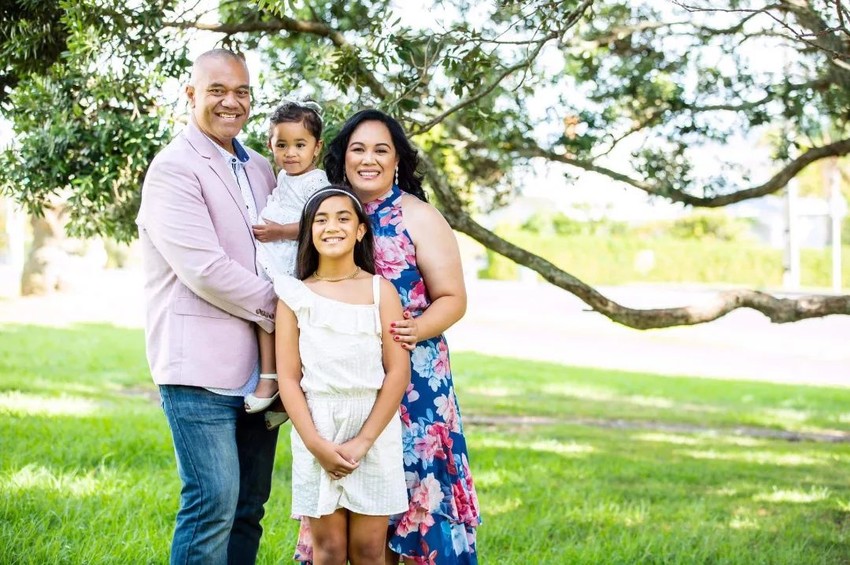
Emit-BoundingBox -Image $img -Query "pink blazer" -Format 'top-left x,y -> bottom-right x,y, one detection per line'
137,121 -> 277,388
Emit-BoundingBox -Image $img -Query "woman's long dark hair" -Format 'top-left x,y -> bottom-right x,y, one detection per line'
295,185 -> 376,280
323,109 -> 427,202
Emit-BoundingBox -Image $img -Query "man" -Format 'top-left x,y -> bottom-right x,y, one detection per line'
136,49 -> 278,564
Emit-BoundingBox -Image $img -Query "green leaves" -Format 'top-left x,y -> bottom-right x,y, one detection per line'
1,1 -> 186,241
2,0 -> 849,241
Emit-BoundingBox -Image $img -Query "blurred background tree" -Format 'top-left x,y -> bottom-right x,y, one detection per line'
1,0 -> 848,325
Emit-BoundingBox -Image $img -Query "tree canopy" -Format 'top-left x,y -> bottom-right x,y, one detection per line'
2,0 -> 849,327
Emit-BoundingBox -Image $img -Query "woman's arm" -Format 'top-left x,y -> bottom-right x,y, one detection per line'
275,299 -> 358,476
337,279 -> 411,463
392,195 -> 467,344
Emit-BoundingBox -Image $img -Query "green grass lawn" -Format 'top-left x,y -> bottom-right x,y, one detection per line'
1,323 -> 849,564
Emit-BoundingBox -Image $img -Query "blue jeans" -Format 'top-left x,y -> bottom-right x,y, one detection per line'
160,385 -> 279,565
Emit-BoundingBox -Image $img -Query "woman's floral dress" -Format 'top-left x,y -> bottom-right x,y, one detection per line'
293,185 -> 481,564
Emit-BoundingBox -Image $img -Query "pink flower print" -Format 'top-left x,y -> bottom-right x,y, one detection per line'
400,232 -> 417,264
413,550 -> 439,565
407,279 -> 428,311
460,454 -> 480,523
364,200 -> 380,215
414,423 -> 454,470
293,518 -> 314,562
395,508 -> 434,538
432,422 -> 454,453
433,340 -> 450,380
400,402 -> 411,426
413,424 -> 446,465
452,479 -> 479,526
396,474 -> 442,537
378,209 -> 404,234
406,381 -> 420,403
374,235 -> 408,280
435,391 -> 460,433
462,455 -> 476,489
412,474 -> 444,513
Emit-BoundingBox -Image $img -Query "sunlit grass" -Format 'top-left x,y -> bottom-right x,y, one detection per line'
752,487 -> 831,504
2,324 -> 850,563
680,449 -> 824,467
0,392 -> 99,417
453,352 -> 850,435
3,464 -> 117,497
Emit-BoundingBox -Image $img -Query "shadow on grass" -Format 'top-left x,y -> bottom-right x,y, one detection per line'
452,352 -> 850,436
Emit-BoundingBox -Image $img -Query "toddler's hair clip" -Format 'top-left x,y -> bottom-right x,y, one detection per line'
279,96 -> 323,121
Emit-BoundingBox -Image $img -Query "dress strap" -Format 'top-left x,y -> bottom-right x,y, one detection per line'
372,275 -> 382,337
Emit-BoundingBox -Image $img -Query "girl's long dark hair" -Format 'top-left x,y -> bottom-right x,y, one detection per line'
295,185 -> 376,280
323,109 -> 427,202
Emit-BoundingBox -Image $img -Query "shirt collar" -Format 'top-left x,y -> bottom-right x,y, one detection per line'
208,136 -> 251,164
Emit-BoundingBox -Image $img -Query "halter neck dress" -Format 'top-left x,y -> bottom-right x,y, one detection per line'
367,185 -> 481,563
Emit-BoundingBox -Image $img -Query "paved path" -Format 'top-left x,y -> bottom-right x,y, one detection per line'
2,269 -> 848,387
446,280 -> 850,388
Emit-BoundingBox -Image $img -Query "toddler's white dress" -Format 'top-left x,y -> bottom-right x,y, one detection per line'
274,274 -> 408,518
257,168 -> 329,280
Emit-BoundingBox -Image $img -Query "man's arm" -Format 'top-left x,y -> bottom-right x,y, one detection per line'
140,156 -> 276,331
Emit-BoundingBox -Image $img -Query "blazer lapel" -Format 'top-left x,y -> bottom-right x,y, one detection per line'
184,123 -> 252,229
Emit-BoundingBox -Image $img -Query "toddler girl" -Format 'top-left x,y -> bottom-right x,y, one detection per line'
245,98 -> 329,414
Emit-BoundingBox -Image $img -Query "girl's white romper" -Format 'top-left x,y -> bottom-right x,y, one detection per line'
275,274 -> 408,518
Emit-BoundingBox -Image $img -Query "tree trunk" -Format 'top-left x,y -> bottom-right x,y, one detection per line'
20,204 -> 69,296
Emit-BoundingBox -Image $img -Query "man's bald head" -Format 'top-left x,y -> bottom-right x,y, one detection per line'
190,49 -> 248,86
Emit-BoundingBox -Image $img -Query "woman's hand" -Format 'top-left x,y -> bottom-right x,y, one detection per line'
252,220 -> 286,243
310,438 -> 359,480
389,311 -> 418,351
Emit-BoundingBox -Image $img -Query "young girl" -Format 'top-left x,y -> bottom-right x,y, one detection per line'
275,185 -> 410,564
245,98 -> 329,414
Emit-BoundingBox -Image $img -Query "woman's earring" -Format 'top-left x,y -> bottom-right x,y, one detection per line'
394,166 -> 399,186
343,172 -> 348,185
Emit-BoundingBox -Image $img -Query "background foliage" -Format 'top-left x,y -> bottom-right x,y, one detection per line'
2,0 -> 850,325
3,0 -> 849,236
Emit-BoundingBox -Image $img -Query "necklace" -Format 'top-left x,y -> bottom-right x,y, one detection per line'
312,266 -> 361,282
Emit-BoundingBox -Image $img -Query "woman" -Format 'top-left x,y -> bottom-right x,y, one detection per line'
295,109 -> 481,564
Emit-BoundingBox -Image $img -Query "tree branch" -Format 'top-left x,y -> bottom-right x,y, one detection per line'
410,33 -> 556,135
518,137 -> 850,207
570,20 -> 691,50
410,0 -> 594,135
164,16 -> 391,99
417,149 -> 850,328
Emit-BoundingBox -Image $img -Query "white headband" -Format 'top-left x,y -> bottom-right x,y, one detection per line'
278,96 -> 323,123
304,188 -> 364,214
